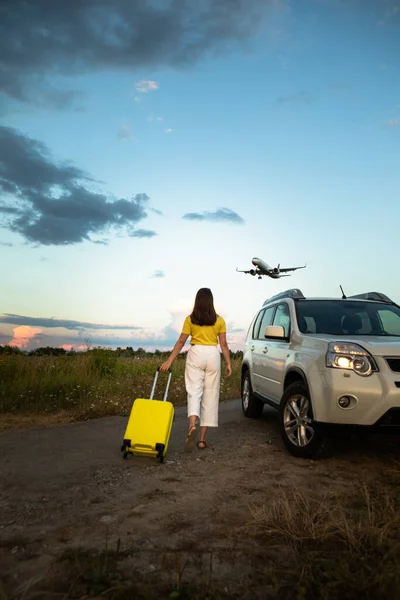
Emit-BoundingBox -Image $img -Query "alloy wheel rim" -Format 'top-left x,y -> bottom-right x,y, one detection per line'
283,394 -> 314,447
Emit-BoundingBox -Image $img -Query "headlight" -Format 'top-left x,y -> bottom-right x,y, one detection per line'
326,342 -> 378,377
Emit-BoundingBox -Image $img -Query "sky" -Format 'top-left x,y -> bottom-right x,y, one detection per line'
1,0 -> 399,352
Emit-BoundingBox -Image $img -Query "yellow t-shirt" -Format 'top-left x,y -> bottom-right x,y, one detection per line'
182,315 -> 226,346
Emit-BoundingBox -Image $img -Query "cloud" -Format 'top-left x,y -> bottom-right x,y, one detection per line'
117,124 -> 134,140
0,312 -> 245,351
0,126 -> 157,245
0,312 -> 178,351
151,270 -> 165,278
4,85 -> 85,113
135,80 -> 158,94
0,313 -> 141,331
47,332 -> 182,351
61,344 -> 86,351
182,207 -> 244,224
386,117 -> 400,127
1,0 -> 279,107
276,92 -> 314,106
0,241 -> 13,247
150,207 -> 163,216
1,329 -> 180,352
131,229 -> 157,238
8,325 -> 43,349
147,117 -> 172,133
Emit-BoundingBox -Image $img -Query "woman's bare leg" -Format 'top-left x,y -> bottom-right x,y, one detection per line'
184,416 -> 198,452
198,426 -> 208,447
188,415 -> 198,429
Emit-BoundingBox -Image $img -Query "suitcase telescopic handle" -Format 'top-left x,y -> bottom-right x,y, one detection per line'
150,368 -> 172,401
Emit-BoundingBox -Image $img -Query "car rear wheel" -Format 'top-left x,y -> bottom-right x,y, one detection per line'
241,371 -> 264,418
279,382 -> 324,458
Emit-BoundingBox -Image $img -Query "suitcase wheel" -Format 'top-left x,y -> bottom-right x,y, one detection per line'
121,439 -> 131,458
156,443 -> 165,464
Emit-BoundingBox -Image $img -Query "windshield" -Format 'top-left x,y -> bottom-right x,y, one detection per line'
295,300 -> 400,336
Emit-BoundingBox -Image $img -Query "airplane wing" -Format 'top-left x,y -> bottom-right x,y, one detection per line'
236,267 -> 255,275
279,264 -> 307,273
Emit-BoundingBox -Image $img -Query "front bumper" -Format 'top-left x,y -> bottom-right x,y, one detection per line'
309,363 -> 400,426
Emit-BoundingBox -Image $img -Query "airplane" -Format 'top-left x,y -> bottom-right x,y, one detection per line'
236,257 -> 307,280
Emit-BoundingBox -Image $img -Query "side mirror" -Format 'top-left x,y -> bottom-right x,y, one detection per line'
264,325 -> 286,339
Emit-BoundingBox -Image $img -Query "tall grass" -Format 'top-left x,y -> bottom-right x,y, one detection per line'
243,478 -> 400,599
0,350 -> 242,418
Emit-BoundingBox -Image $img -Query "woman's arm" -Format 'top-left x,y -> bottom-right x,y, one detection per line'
159,333 -> 189,371
218,332 -> 232,377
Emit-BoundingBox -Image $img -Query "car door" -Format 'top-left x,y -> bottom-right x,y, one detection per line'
247,307 -> 265,395
251,306 -> 276,397
263,302 -> 291,401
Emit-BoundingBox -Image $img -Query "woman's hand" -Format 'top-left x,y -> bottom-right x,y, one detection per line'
225,364 -> 232,377
159,334 -> 189,372
159,359 -> 172,372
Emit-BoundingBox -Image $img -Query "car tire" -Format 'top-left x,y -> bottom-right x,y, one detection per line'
279,382 -> 324,458
241,371 -> 264,418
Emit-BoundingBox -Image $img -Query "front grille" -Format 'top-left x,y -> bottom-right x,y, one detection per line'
385,358 -> 400,372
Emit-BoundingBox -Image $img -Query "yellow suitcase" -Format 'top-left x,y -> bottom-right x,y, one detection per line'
121,368 -> 174,463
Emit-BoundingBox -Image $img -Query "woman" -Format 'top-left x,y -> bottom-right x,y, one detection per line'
160,288 -> 232,452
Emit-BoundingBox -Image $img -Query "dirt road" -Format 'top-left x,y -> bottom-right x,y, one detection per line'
1,399 -> 399,599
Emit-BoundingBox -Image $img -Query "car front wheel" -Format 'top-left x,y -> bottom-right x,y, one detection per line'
279,382 -> 324,458
241,371 -> 264,418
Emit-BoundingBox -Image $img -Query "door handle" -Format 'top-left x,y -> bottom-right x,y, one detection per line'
250,345 -> 255,351
263,346 -> 268,354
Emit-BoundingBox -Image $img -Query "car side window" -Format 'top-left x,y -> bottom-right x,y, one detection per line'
252,309 -> 265,339
378,309 -> 400,336
273,303 -> 291,338
257,306 -> 275,340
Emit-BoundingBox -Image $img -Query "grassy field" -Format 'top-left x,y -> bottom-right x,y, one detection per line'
0,350 -> 242,421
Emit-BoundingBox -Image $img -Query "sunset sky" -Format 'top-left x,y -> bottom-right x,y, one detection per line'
1,0 -> 400,352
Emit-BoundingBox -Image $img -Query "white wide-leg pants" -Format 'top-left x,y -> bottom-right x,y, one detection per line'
185,345 -> 221,427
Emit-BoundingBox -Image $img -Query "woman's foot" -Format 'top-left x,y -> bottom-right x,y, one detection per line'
197,440 -> 207,450
184,425 -> 198,453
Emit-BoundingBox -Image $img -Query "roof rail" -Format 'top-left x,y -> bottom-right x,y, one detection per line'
349,291 -> 395,304
263,289 -> 305,306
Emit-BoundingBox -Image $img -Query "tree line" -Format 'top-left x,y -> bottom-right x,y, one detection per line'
0,345 -> 244,359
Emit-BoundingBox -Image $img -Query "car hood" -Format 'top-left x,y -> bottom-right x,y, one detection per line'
308,334 -> 400,357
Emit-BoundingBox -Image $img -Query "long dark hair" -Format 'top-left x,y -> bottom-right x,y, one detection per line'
190,288 -> 217,326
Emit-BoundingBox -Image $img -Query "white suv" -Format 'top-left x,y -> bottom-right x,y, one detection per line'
241,289 -> 400,458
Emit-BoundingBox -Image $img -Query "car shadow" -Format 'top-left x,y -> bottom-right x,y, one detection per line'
258,404 -> 400,460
